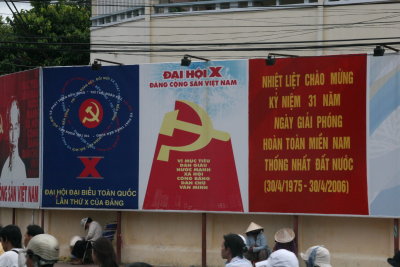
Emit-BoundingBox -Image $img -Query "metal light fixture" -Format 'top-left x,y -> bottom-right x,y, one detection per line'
265,53 -> 299,66
91,58 -> 124,70
373,45 -> 399,56
181,54 -> 210,67
373,45 -> 385,57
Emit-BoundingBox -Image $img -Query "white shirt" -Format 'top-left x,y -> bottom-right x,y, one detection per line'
1,155 -> 27,179
86,221 -> 102,241
0,249 -> 23,267
255,249 -> 299,267
226,256 -> 253,267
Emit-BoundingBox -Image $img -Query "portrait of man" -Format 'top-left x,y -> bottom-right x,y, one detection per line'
1,98 -> 27,179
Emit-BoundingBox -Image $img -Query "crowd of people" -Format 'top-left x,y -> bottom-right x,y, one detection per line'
0,218 -> 151,267
1,219 -> 400,267
222,221 -> 400,267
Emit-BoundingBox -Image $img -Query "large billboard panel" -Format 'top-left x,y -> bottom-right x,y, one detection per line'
42,66 -> 139,209
0,69 -> 40,208
368,55 -> 400,216
139,60 -> 248,212
249,55 -> 368,215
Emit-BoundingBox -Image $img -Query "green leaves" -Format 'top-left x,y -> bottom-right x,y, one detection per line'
0,1 -> 91,74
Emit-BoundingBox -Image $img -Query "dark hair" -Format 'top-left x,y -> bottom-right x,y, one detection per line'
125,262 -> 153,267
27,224 -> 44,237
274,240 -> 296,253
0,224 -> 22,248
92,237 -> 118,267
87,217 -> 93,224
223,233 -> 246,258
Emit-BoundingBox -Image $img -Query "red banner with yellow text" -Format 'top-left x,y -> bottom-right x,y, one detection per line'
249,55 -> 368,215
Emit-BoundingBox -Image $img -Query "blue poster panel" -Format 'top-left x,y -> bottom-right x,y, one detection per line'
42,66 -> 139,209
368,54 -> 400,216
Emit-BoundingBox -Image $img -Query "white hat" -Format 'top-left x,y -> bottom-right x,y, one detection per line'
274,228 -> 295,243
27,234 -> 59,261
246,222 -> 263,233
300,246 -> 332,267
256,249 -> 299,267
238,234 -> 247,245
69,235 -> 82,247
80,217 -> 88,227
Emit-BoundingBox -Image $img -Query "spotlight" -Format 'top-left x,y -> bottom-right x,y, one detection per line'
265,53 -> 298,66
180,54 -> 209,67
181,56 -> 191,67
91,60 -> 102,70
266,55 -> 276,66
91,58 -> 124,70
373,45 -> 385,57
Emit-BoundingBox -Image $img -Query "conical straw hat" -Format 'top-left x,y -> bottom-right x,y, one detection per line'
274,228 -> 295,243
245,222 -> 263,233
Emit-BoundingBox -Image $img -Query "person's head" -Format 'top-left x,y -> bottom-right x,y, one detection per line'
24,225 -> 44,247
80,217 -> 93,230
245,222 -> 264,236
255,249 -> 298,267
92,237 -> 117,267
8,98 -> 20,152
0,224 -> 22,251
273,228 -> 296,253
300,246 -> 332,267
221,233 -> 246,261
25,234 -> 59,267
388,250 -> 400,267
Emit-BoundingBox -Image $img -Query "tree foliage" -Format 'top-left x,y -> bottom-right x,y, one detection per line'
0,0 -> 91,75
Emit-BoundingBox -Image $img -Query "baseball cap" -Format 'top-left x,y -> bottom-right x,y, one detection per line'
300,246 -> 332,267
26,234 -> 59,262
255,249 -> 299,267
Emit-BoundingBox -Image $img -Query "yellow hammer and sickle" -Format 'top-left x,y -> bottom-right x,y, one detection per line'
82,101 -> 100,123
157,100 -> 230,162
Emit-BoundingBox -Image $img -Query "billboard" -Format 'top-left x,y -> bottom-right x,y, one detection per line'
0,69 -> 40,208
42,66 -> 139,209
249,55 -> 368,215
139,60 -> 248,211
368,55 -> 400,216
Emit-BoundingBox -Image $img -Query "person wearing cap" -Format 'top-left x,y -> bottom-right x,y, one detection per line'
255,248 -> 299,267
244,222 -> 270,262
24,225 -> 44,248
24,234 -> 59,267
0,224 -> 24,267
273,228 -> 296,253
388,250 -> 400,266
300,246 -> 332,267
71,217 -> 102,265
221,233 -> 253,267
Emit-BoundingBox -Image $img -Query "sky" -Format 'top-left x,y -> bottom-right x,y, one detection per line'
0,1 -> 31,19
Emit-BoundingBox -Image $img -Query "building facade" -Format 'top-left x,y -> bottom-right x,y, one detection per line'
1,1 -> 399,267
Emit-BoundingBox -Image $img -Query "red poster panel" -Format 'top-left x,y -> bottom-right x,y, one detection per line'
249,55 -> 368,215
0,69 -> 40,208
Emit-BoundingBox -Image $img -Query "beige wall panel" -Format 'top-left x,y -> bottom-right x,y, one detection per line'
149,8 -> 322,62
47,210 -> 117,257
14,209 -> 41,241
91,19 -> 151,64
321,4 -> 400,55
121,211 -> 202,266
0,208 -> 13,226
298,216 -> 393,267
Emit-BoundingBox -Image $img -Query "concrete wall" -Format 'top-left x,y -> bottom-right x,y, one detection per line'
90,2 -> 400,65
0,208 -> 396,266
